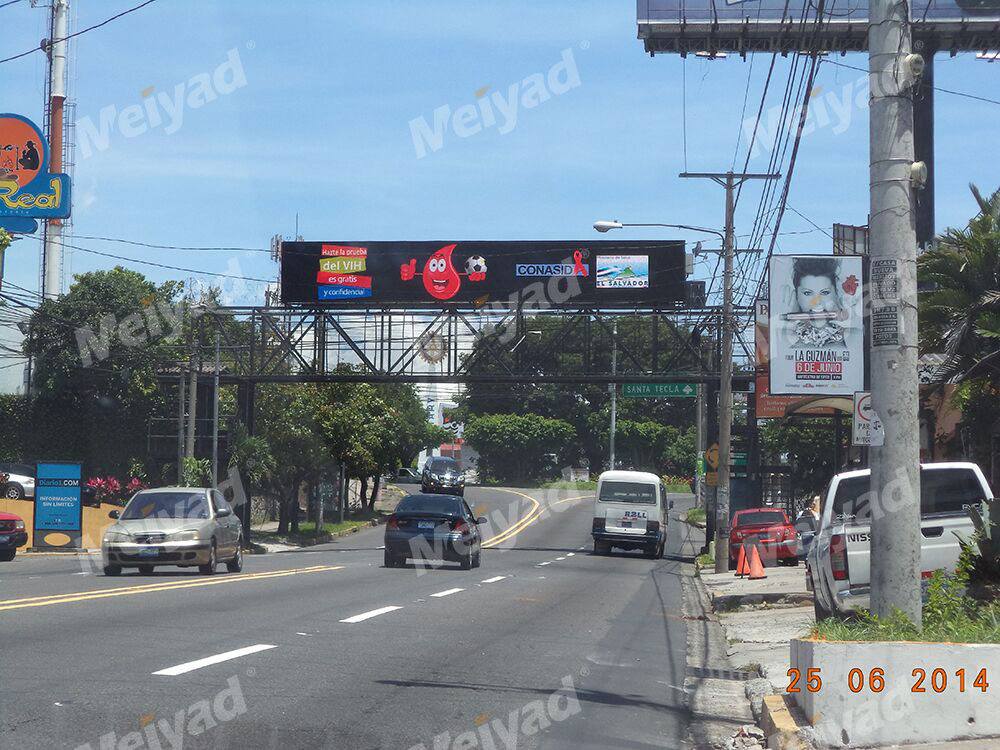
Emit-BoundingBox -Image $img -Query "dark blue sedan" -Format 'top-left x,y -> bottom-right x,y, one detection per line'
384,494 -> 485,570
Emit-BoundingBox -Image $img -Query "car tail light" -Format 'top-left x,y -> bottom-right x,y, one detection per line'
386,515 -> 399,531
646,520 -> 660,536
452,518 -> 469,533
830,533 -> 848,581
592,517 -> 605,532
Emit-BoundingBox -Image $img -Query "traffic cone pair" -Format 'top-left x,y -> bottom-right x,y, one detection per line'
734,543 -> 749,577
734,541 -> 767,579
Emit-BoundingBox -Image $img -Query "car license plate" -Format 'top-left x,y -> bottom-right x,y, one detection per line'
621,521 -> 632,528
0,535 -> 8,544
417,521 -> 435,529
138,547 -> 160,558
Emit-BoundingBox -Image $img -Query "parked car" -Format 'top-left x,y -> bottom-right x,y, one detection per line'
383,493 -> 485,569
729,508 -> 798,569
0,463 -> 35,500
101,487 -> 243,576
421,456 -> 466,496
387,467 -> 420,483
807,462 -> 990,620
0,512 -> 28,561
591,470 -> 671,558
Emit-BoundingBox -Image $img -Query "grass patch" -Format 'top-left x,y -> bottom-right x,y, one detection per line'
812,572 -> 1000,644
736,662 -> 763,676
251,515 -> 379,545
664,483 -> 691,493
539,479 -> 597,490
685,506 -> 706,525
695,551 -> 714,573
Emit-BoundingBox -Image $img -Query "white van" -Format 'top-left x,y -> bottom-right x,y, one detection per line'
807,462 -> 991,619
592,470 -> 671,558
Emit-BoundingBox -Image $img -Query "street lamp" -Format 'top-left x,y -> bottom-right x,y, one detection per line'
593,220 -> 725,243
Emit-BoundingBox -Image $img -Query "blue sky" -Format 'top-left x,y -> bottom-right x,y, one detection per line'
1,2 -> 997,340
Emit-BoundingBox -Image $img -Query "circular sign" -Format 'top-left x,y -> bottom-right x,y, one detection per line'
0,115 -> 46,188
856,392 -> 872,422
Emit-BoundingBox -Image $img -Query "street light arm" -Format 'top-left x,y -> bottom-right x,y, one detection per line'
592,221 -> 725,243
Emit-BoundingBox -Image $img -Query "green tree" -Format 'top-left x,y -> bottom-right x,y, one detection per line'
22,267 -> 184,475
760,419 -> 844,502
920,184 -> 1000,384
464,413 -> 576,483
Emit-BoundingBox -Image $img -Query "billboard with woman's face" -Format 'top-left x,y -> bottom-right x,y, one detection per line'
768,254 -> 865,395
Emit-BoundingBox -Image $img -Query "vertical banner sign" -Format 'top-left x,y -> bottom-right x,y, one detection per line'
870,258 -> 900,347
768,255 -> 865,396
32,462 -> 82,549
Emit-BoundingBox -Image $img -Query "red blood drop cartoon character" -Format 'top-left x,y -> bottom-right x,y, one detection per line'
399,244 -> 486,301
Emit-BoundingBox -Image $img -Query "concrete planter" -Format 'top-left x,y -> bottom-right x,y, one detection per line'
789,638 -> 1000,747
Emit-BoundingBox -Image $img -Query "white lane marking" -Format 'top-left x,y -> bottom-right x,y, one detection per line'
538,561 -> 551,566
153,644 -> 277,676
303,551 -> 321,555
340,605 -> 403,623
72,571 -> 89,575
430,588 -> 464,598
377,545 -> 385,550
295,632 -> 312,636
481,576 -> 506,583
556,557 -> 566,561
566,553 -> 575,557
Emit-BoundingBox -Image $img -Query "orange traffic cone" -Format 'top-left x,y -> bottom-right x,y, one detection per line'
734,543 -> 748,577
748,543 -> 767,580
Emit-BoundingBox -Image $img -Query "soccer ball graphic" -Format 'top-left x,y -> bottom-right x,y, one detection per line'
465,255 -> 487,275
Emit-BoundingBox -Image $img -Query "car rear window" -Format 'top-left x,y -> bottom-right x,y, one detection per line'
736,511 -> 787,526
832,468 -> 987,523
120,492 -> 210,520
599,481 -> 656,504
398,495 -> 461,514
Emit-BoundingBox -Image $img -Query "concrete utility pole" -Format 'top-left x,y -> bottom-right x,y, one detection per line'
41,0 -> 69,300
177,373 -> 185,484
869,0 -> 922,625
212,332 -> 220,486
680,171 -> 779,574
695,383 -> 705,507
610,319 -> 617,470
186,336 -> 198,459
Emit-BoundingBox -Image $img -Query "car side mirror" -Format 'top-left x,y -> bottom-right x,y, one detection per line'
476,516 -> 487,525
669,501 -> 675,510
108,510 -> 119,519
217,507 -> 232,517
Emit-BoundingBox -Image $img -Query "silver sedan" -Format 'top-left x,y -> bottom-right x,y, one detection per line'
101,487 -> 243,576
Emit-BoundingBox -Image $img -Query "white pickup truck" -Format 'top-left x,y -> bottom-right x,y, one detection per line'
807,462 -> 992,620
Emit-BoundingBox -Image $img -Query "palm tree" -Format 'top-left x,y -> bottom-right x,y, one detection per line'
919,184 -> 1000,384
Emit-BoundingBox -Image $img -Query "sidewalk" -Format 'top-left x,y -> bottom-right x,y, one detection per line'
699,565 -> 814,691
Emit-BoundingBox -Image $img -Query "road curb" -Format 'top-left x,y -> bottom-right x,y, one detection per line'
249,517 -> 386,553
712,591 -> 814,611
760,694 -> 814,750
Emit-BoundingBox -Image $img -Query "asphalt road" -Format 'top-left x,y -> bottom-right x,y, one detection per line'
0,486 -> 702,750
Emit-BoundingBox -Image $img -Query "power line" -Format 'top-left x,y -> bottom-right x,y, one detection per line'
0,0 -> 160,65
73,235 -> 270,253
822,58 -> 1000,106
0,0 -> 26,9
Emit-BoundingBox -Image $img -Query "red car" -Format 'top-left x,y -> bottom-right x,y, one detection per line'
729,509 -> 798,569
0,511 -> 28,561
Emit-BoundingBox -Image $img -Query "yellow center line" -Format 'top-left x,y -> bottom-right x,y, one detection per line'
0,565 -> 342,612
481,491 -> 591,548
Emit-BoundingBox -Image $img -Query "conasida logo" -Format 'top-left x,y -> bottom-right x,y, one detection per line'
400,244 -> 487,301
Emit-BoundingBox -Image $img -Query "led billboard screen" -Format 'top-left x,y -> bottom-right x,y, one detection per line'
279,240 -> 688,308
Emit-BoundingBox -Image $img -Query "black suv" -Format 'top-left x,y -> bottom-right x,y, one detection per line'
421,457 -> 466,496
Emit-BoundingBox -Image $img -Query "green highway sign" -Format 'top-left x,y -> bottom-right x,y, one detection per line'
622,383 -> 697,398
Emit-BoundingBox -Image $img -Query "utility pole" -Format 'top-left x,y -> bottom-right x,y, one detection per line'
41,0 -> 69,300
609,319 -> 617,471
695,383 -> 705,507
869,0 -> 922,624
212,332 -> 220,487
186,329 -> 198,459
177,372 -> 185,484
680,171 -> 780,574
